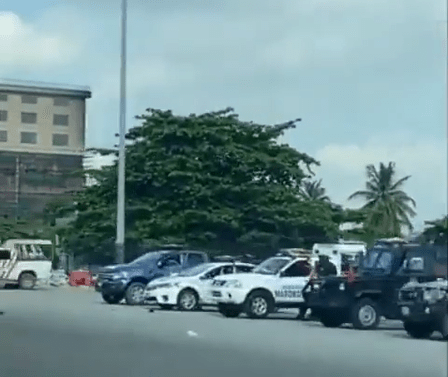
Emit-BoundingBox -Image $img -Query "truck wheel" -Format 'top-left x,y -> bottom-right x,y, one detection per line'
404,321 -> 433,339
320,313 -> 344,328
351,298 -> 380,330
19,273 -> 36,290
125,282 -> 146,305
218,303 -> 242,318
177,289 -> 199,311
102,292 -> 123,304
245,290 -> 273,319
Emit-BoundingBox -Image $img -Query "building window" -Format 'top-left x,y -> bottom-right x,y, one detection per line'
54,97 -> 70,107
52,134 -> 69,146
0,94 -> 7,102
53,114 -> 69,126
0,110 -> 7,122
21,132 -> 37,144
21,112 -> 37,124
21,95 -> 38,104
0,130 -> 7,142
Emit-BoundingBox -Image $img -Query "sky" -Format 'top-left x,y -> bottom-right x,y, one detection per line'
0,0 -> 446,231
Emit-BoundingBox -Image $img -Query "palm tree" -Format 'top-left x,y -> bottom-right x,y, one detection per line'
299,179 -> 331,202
420,215 -> 448,245
348,162 -> 416,237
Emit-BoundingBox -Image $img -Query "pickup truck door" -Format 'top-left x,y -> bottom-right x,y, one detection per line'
274,260 -> 311,304
158,255 -> 182,275
0,249 -> 12,279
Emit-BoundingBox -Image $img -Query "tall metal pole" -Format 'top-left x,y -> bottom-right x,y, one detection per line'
15,156 -> 20,221
115,0 -> 127,264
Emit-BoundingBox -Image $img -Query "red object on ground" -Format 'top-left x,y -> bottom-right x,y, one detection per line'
69,271 -> 94,287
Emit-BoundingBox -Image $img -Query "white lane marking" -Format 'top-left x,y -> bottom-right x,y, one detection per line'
187,330 -> 198,337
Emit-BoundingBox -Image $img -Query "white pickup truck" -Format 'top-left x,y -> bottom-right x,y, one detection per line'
209,253 -> 316,319
0,239 -> 53,289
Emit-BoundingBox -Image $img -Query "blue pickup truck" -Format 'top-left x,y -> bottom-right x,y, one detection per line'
96,249 -> 209,305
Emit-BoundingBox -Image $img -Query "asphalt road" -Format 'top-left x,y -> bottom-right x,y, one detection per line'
1,287 -> 447,377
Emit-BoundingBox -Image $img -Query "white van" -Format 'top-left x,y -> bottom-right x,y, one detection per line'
312,241 -> 367,275
0,239 -> 53,289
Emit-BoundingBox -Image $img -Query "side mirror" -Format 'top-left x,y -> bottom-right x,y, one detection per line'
199,275 -> 209,280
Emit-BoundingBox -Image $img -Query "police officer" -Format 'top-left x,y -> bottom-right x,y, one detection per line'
317,255 -> 337,277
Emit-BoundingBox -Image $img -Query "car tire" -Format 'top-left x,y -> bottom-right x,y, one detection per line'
218,303 -> 242,318
125,282 -> 147,305
320,312 -> 344,328
244,290 -> 273,319
102,292 -> 123,305
351,298 -> 381,330
177,289 -> 199,311
19,273 -> 36,290
404,321 -> 434,339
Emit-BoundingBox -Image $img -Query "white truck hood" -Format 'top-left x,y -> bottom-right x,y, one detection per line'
214,273 -> 276,285
147,275 -> 190,287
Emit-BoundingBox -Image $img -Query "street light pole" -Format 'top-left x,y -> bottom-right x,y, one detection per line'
115,0 -> 127,264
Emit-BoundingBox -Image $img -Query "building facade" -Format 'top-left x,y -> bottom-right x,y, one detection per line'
0,79 -> 91,219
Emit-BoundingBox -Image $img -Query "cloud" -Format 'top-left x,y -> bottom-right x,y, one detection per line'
3,0 -> 445,228
0,11 -> 80,70
314,138 -> 447,229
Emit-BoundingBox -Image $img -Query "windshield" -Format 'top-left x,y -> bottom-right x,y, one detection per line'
362,250 -> 393,272
129,252 -> 159,266
178,263 -> 213,277
253,257 -> 290,275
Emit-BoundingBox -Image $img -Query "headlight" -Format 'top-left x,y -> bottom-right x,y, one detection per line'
224,280 -> 242,288
423,289 -> 444,303
147,282 -> 179,290
112,271 -> 128,279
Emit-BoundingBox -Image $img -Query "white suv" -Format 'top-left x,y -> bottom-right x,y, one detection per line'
210,255 -> 313,319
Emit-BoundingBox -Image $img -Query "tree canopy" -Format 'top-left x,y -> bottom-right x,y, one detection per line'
419,215 -> 448,245
348,162 -> 416,238
299,179 -> 331,202
61,108 -> 342,263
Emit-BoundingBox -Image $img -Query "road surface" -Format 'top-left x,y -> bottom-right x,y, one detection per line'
1,287 -> 447,377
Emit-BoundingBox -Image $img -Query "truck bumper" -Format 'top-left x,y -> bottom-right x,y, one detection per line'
399,302 -> 446,324
100,280 -> 128,296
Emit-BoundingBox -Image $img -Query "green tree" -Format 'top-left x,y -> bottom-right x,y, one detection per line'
299,179 -> 331,202
419,215 -> 448,245
62,108 -> 341,262
348,162 -> 416,238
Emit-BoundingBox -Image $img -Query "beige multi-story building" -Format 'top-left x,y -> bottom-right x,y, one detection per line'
0,79 -> 91,220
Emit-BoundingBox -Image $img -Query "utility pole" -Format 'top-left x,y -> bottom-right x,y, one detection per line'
115,0 -> 127,264
15,156 -> 20,221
